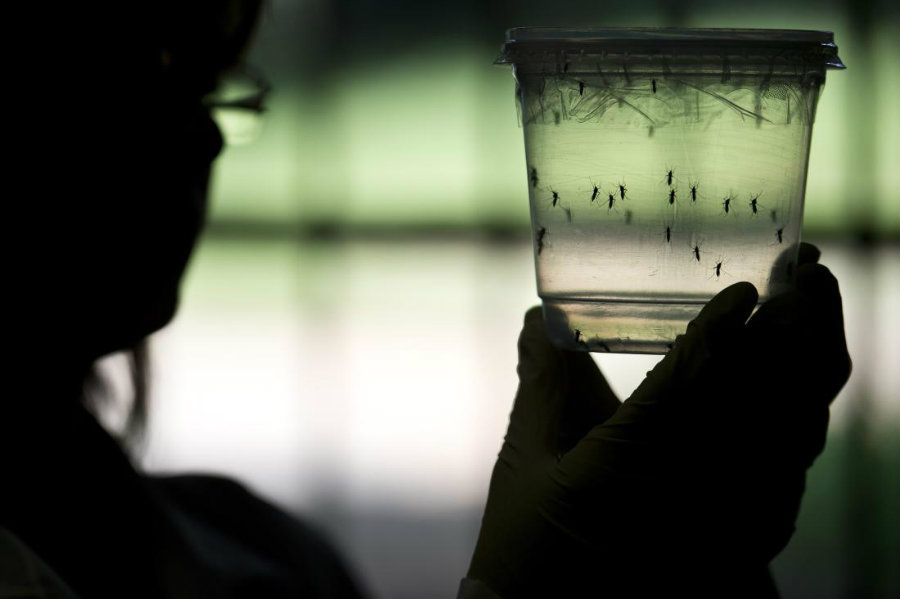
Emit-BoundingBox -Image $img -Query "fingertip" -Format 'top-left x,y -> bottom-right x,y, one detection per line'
524,306 -> 543,324
730,281 -> 760,309
710,281 -> 759,317
798,243 -> 821,265
521,306 -> 549,343
518,306 -> 558,372
686,281 -> 758,335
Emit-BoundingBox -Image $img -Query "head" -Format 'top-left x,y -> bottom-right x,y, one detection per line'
55,1 -> 263,439
60,0 -> 263,367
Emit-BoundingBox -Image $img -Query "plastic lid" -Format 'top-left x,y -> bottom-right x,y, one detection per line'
497,27 -> 845,69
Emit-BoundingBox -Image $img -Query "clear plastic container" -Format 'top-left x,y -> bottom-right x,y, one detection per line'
498,28 -> 844,354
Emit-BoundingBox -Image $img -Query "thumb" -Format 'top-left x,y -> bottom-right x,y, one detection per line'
610,281 -> 759,427
507,307 -> 620,461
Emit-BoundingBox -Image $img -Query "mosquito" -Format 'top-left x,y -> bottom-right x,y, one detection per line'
618,181 -> 627,201
607,192 -> 617,212
689,181 -> 699,203
579,80 -> 585,96
550,188 -> 560,207
713,259 -> 725,278
691,242 -> 704,263
749,193 -> 762,216
590,178 -> 600,202
722,195 -> 733,215
652,78 -> 657,93
530,167 -> 539,189
668,188 -> 677,206
775,227 -> 784,244
665,166 -> 675,186
660,216 -> 675,244
536,226 -> 547,255
710,256 -> 730,280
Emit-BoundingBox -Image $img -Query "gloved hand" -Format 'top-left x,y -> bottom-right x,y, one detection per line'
466,243 -> 850,597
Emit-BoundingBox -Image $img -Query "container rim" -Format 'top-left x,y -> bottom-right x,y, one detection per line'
497,27 -> 845,69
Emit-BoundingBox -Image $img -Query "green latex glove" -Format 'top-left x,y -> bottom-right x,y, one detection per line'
467,243 -> 851,597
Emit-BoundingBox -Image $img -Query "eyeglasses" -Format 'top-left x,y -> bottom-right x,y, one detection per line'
204,65 -> 272,145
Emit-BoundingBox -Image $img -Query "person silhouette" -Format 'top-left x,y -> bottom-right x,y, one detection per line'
5,2 -> 362,597
3,1 -> 852,597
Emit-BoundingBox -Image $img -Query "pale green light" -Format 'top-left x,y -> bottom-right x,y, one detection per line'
206,17 -> 897,235
334,44 -> 480,225
211,108 -> 265,147
873,25 -> 900,233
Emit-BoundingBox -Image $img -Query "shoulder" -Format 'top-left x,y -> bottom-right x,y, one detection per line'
149,474 -> 364,598
0,528 -> 79,598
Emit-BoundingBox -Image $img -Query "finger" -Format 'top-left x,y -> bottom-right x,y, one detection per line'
557,283 -> 758,483
628,281 -> 758,406
796,262 -> 842,321
798,242 -> 821,266
747,263 -> 850,398
742,262 -> 849,467
685,280 -> 759,343
510,307 -> 620,460
794,263 -> 852,399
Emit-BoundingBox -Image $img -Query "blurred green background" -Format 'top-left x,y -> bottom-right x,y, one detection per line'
126,1 -> 900,597
208,0 -> 899,238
